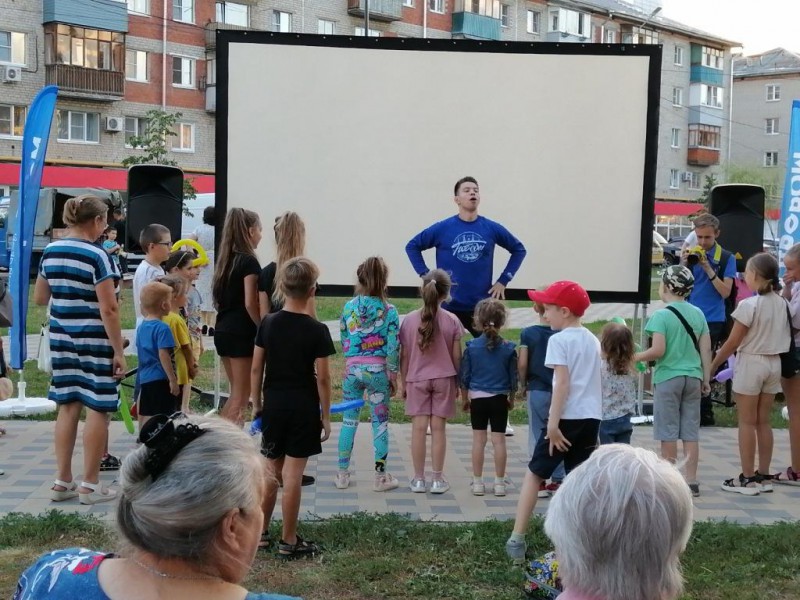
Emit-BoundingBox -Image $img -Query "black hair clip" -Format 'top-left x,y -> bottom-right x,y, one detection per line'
138,412 -> 207,481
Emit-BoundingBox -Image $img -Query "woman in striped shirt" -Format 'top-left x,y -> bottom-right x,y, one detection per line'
34,195 -> 126,505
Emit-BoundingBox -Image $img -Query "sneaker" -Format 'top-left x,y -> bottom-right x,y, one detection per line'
544,482 -> 561,496
494,481 -> 506,497
505,424 -> 515,436
100,453 -> 121,471
374,473 -> 400,492
430,479 -> 450,494
537,481 -> 550,499
755,471 -> 774,493
721,473 -> 760,496
334,471 -> 350,490
773,466 -> 800,486
505,537 -> 527,562
277,535 -> 319,560
472,481 -> 485,496
688,482 -> 700,497
301,474 -> 315,487
409,478 -> 427,493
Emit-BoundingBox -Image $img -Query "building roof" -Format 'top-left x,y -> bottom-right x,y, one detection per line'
733,47 -> 800,78
558,0 -> 742,47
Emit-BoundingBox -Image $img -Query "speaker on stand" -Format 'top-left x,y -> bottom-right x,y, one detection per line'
709,183 -> 765,272
126,165 -> 184,254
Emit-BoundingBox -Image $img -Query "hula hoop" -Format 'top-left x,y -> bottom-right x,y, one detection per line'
330,399 -> 365,414
118,396 -> 135,434
172,238 -> 209,267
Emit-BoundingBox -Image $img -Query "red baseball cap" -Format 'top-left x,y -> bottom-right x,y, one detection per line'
527,281 -> 591,317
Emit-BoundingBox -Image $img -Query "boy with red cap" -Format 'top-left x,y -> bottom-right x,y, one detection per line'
506,280 -> 602,561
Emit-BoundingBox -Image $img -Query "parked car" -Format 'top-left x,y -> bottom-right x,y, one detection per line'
652,239 -> 664,266
662,236 -> 686,266
763,238 -> 778,258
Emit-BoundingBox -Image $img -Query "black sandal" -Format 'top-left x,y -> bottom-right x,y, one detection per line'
257,531 -> 273,551
277,535 -> 319,560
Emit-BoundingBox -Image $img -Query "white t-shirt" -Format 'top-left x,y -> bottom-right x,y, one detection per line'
682,230 -> 698,250
545,326 -> 603,420
133,260 -> 165,328
732,293 -> 791,355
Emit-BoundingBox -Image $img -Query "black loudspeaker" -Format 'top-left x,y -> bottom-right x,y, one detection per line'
126,165 -> 184,253
709,184 -> 765,272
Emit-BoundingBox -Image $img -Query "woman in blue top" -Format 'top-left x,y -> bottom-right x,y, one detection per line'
14,415 -> 301,600
460,299 -> 518,497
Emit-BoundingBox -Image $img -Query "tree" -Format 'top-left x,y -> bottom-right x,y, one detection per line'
698,173 -> 718,206
724,164 -> 782,210
121,109 -> 197,214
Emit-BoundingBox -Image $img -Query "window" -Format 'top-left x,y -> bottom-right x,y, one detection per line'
674,45 -> 683,66
765,151 -> 779,167
766,118 -> 779,135
125,50 -> 147,81
207,57 -> 216,85
0,31 -> 25,65
126,0 -> 148,14
172,56 -> 195,87
459,0 -> 500,17
171,122 -> 195,152
689,172 -> 701,190
688,124 -> 721,149
620,25 -> 658,45
701,46 -> 724,70
669,169 -> 679,189
670,128 -> 680,148
215,2 -> 248,26
701,84 -> 723,108
526,10 -> 540,34
50,25 -> 124,71
429,0 -> 444,13
0,104 -> 26,138
318,19 -> 335,35
56,110 -> 100,143
672,87 -> 683,107
124,116 -> 147,147
403,0 -> 414,5
767,84 -> 781,101
548,8 -> 590,37
500,4 -> 510,27
354,27 -> 381,37
272,10 -> 291,32
605,29 -> 615,43
173,0 -> 194,23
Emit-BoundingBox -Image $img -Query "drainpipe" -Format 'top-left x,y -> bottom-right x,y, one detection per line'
423,0 -> 427,38
162,0 -> 167,109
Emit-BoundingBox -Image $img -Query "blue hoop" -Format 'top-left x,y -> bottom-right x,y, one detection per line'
330,399 -> 365,414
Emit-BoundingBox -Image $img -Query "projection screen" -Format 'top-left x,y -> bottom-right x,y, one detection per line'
217,33 -> 661,303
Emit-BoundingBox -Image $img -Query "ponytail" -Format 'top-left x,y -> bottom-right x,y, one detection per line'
418,269 -> 451,352
473,298 -> 506,350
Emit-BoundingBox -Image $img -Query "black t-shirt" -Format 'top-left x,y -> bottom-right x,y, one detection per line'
215,253 -> 261,335
257,261 -> 283,313
255,310 -> 336,408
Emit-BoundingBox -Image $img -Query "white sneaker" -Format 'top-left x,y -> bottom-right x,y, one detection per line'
472,481 -> 485,496
409,478 -> 426,493
374,473 -> 400,492
505,424 -> 514,436
430,479 -> 450,494
334,471 -> 350,489
494,482 -> 506,496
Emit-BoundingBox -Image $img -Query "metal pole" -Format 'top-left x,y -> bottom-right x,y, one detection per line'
365,0 -> 370,34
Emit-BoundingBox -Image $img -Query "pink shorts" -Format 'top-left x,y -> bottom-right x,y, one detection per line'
404,377 -> 458,419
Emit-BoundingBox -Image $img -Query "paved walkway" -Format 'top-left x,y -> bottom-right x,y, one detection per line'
2,420 -> 799,524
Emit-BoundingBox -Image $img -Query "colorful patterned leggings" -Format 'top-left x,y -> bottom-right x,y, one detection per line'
338,363 -> 392,473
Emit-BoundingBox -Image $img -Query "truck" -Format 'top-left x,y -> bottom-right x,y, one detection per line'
4,187 -> 124,274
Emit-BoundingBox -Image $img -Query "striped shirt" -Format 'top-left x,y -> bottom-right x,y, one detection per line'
40,238 -> 120,411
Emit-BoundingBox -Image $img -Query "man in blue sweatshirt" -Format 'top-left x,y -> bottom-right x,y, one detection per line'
405,176 -> 527,337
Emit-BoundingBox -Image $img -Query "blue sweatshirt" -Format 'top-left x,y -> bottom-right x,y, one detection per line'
405,215 -> 527,312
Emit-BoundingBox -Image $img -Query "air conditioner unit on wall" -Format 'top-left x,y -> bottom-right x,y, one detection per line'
105,116 -> 124,132
1,66 -> 22,82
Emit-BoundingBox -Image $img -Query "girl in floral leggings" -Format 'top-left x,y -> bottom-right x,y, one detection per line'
336,257 -> 400,492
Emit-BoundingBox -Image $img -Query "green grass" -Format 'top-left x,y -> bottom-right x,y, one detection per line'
1,512 -> 799,599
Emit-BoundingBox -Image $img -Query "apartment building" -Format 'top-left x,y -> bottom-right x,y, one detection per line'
0,0 -> 737,207
730,48 -> 800,205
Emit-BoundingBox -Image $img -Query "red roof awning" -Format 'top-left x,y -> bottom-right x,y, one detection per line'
0,163 -> 215,194
655,201 -> 704,216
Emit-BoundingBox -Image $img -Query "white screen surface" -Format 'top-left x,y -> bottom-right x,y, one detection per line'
220,37 -> 659,301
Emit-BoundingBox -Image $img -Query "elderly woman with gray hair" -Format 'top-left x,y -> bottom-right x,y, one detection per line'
14,415 -> 300,600
531,444 -> 694,600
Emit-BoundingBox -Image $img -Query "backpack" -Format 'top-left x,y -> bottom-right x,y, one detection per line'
716,249 -> 737,335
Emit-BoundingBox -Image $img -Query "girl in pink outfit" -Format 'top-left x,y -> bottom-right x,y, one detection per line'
399,269 -> 463,494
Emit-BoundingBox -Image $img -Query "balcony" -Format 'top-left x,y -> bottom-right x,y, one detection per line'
205,22 -> 263,49
452,11 -> 501,40
687,147 -> 720,166
206,84 -> 216,112
347,0 -> 403,23
690,65 -> 724,86
46,64 -> 123,100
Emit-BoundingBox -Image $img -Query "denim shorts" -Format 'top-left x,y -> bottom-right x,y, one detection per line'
598,414 -> 633,445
